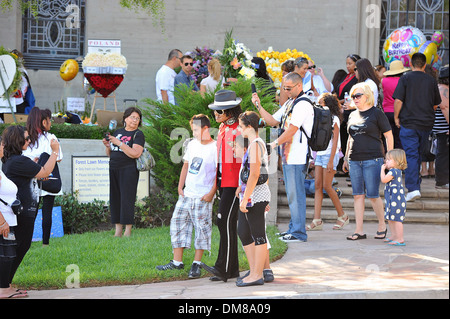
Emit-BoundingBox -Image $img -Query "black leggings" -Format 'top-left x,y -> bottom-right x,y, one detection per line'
238,201 -> 269,247
40,195 -> 55,245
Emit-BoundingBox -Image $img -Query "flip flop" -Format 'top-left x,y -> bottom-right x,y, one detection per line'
388,241 -> 405,246
0,291 -> 28,299
347,233 -> 367,240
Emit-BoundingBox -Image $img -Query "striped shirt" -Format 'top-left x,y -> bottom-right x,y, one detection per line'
433,105 -> 449,134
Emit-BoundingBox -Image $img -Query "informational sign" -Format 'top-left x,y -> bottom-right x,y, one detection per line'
67,97 -> 85,112
72,156 -> 149,203
87,39 -> 121,54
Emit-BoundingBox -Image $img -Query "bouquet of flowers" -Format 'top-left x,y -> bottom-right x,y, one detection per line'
82,52 -> 128,74
257,47 -> 313,89
190,46 -> 218,87
219,30 -> 257,80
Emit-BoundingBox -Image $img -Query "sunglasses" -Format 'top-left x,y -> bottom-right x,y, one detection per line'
184,62 -> 193,66
214,109 -> 226,115
351,93 -> 364,100
308,65 -> 316,69
283,83 -> 299,91
25,136 -> 31,142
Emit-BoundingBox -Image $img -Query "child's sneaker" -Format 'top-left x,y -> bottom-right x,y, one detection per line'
156,260 -> 184,271
188,263 -> 201,279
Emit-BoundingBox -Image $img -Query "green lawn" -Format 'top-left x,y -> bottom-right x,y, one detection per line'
14,225 -> 286,290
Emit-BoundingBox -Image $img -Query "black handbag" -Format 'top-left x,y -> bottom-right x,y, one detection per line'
0,197 -> 23,215
37,152 -> 62,194
240,141 -> 268,186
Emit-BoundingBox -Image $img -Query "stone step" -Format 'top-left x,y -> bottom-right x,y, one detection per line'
277,207 -> 449,225
278,195 -> 449,211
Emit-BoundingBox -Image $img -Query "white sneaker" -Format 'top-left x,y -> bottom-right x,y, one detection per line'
279,234 -> 306,243
405,190 -> 421,202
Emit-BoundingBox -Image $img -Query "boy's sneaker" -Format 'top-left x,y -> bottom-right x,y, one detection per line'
278,234 -> 305,243
188,263 -> 202,279
275,231 -> 288,237
156,260 -> 184,271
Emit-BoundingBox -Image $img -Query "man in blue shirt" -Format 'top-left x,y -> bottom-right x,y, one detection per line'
174,55 -> 199,105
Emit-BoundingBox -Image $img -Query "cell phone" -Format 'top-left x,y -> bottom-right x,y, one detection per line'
105,132 -> 110,141
4,232 -> 15,241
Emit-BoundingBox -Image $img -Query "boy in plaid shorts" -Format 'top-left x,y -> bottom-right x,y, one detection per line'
156,114 -> 217,279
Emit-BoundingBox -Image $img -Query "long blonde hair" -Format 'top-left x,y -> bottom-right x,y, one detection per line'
208,58 -> 222,81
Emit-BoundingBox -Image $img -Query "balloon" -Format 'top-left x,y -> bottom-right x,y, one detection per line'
383,26 -> 426,67
60,59 -> 79,81
431,31 -> 444,48
418,41 -> 438,65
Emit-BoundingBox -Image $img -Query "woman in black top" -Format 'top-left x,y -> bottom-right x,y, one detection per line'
1,126 -> 58,297
102,107 -> 145,237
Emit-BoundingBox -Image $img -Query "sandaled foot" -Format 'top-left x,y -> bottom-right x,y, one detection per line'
388,241 -> 405,246
306,219 -> 323,231
347,233 -> 366,240
333,213 -> 349,230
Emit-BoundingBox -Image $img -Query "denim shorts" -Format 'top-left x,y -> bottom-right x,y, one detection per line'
348,158 -> 384,198
315,153 -> 340,171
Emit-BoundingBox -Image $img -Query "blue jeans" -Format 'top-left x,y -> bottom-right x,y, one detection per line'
348,158 -> 384,198
283,164 -> 307,241
399,126 -> 430,192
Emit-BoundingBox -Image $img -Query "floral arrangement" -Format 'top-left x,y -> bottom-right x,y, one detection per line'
0,46 -> 23,99
257,47 -> 313,89
190,46 -> 218,87
82,52 -> 128,74
219,30 -> 257,80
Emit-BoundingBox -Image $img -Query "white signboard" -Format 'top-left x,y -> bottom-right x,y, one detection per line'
72,156 -> 149,203
67,97 -> 85,112
87,39 -> 121,54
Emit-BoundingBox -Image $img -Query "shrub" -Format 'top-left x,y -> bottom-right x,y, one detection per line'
0,123 -> 108,139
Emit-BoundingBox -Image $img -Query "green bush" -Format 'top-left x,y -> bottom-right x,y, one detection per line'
141,77 -> 278,197
0,122 -> 109,139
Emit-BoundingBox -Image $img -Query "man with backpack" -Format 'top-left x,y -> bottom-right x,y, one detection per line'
252,72 -> 314,242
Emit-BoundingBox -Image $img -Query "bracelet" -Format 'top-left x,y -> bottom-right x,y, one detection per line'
118,142 -> 123,148
0,222 -> 6,229
52,151 -> 59,156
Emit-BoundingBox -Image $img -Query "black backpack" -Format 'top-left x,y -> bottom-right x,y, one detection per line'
298,97 -> 333,152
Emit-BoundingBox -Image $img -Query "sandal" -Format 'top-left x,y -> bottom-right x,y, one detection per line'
306,219 -> 323,231
346,233 -> 366,240
388,241 -> 405,246
333,213 -> 349,230
374,228 -> 388,239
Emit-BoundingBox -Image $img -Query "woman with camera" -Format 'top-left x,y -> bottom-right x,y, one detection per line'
1,126 -> 59,298
102,107 -> 145,237
23,107 -> 63,246
235,111 -> 271,287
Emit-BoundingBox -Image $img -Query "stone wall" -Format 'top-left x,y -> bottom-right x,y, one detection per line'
1,0 -> 381,111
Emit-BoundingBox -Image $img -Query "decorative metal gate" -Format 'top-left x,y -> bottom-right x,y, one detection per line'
379,0 -> 449,66
21,0 -> 86,70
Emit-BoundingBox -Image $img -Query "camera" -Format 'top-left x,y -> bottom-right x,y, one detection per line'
10,199 -> 23,216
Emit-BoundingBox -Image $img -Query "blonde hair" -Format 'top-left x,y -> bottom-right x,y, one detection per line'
349,83 -> 375,107
208,58 -> 222,81
386,149 -> 408,170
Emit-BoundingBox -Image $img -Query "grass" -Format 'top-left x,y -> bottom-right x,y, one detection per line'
14,225 -> 287,290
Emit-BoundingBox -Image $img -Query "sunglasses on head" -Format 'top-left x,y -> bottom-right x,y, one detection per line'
351,93 -> 364,100
184,62 -> 193,66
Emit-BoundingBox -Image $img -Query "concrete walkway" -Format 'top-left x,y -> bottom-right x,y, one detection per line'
28,222 -> 449,299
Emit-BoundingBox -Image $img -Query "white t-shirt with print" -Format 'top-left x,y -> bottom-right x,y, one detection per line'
155,65 -> 176,105
183,139 -> 217,198
273,98 -> 314,165
0,170 -> 18,227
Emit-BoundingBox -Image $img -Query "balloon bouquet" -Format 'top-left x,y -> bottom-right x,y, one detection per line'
383,26 -> 444,70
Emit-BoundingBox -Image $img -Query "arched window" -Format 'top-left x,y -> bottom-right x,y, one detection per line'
21,0 -> 86,70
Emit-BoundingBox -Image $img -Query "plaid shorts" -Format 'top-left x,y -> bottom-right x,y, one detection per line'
170,195 -> 213,251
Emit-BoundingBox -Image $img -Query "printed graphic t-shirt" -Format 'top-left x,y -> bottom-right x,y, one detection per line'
182,139 -> 217,198
109,128 -> 145,169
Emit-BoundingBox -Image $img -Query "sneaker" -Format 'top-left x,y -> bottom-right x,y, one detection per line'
188,263 -> 201,279
405,190 -> 421,202
279,234 -> 305,243
275,231 -> 288,237
156,260 -> 184,271
436,184 -> 449,189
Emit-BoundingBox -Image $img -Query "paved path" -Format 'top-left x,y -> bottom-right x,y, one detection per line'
28,222 -> 449,299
